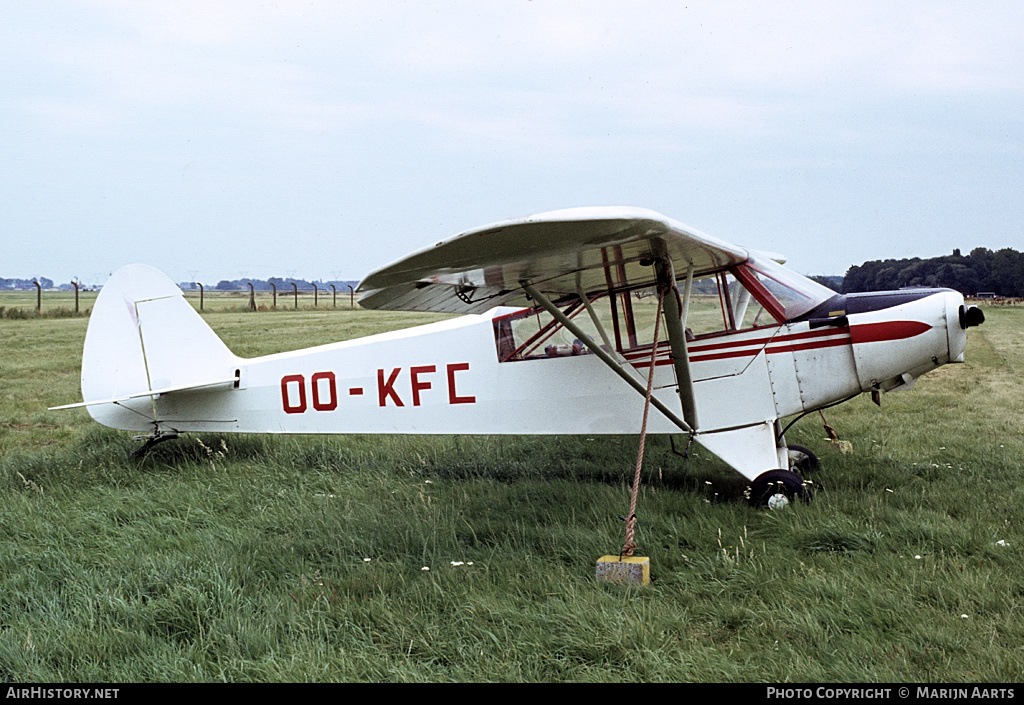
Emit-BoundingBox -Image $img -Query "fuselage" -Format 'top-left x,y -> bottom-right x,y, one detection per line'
132,287 -> 972,438
80,260 -> 981,482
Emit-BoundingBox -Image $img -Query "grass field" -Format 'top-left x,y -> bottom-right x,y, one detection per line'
1,294 -> 1022,682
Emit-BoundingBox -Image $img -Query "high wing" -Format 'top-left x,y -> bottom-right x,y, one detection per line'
356,206 -> 749,313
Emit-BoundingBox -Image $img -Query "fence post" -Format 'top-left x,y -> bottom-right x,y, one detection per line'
271,283 -> 277,309
198,283 -> 204,311
330,284 -> 337,308
72,280 -> 80,313
33,280 -> 41,312
292,283 -> 298,309
348,285 -> 354,308
314,285 -> 318,308
248,282 -> 256,311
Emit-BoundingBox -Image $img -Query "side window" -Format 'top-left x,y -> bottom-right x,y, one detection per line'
616,289 -> 661,350
725,272 -> 773,330
684,274 -> 731,338
492,267 -> 786,363
493,297 -> 614,361
683,271 -> 779,339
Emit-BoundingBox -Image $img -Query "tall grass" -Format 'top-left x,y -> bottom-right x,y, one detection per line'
1,304 -> 1022,682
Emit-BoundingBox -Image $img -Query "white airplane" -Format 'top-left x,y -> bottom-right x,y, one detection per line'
53,207 -> 984,507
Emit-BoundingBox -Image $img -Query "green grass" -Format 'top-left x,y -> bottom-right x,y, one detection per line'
1,302 -> 1022,682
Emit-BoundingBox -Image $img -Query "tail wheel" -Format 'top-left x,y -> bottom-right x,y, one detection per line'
749,469 -> 810,509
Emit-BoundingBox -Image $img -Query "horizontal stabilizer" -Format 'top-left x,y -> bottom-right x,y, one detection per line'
49,375 -> 238,411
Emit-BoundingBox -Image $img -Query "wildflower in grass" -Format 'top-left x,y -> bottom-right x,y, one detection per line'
703,480 -> 718,503
421,566 -> 430,571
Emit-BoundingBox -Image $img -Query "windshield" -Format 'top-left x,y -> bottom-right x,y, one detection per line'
744,256 -> 837,320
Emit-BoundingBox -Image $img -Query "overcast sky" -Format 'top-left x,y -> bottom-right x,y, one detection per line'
3,1 -> 1022,286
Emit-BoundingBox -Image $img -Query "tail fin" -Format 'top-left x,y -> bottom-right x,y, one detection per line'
73,264 -> 239,431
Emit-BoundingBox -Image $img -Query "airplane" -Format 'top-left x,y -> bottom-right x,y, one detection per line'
52,206 -> 985,508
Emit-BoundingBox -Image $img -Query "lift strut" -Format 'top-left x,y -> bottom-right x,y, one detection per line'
521,275 -> 697,437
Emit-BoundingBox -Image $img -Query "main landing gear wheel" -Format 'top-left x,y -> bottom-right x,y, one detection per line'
787,444 -> 821,475
748,469 -> 810,509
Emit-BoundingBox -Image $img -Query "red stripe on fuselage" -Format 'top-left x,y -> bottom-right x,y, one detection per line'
625,320 -> 930,368
849,320 -> 932,344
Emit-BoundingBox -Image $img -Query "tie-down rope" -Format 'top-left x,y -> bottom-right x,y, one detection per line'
621,283 -> 667,558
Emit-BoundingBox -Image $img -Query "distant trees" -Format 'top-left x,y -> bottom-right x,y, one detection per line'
809,275 -> 843,292
841,247 -> 1024,297
0,277 -> 53,290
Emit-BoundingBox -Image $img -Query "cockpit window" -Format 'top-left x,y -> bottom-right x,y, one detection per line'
742,257 -> 837,321
492,257 -> 837,362
725,272 -> 774,330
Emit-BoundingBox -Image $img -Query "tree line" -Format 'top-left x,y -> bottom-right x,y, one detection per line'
840,247 -> 1024,297
1,277 -> 55,290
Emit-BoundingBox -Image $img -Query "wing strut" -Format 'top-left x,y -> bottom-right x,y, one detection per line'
520,281 -> 695,436
652,252 -> 700,431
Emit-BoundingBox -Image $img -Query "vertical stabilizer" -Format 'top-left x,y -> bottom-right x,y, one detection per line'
81,265 -> 239,430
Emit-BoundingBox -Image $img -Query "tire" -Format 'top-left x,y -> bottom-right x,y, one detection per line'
748,469 -> 810,509
787,444 -> 821,475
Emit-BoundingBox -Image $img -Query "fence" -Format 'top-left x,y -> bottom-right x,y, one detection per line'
184,283 -> 358,311
0,282 -> 361,317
